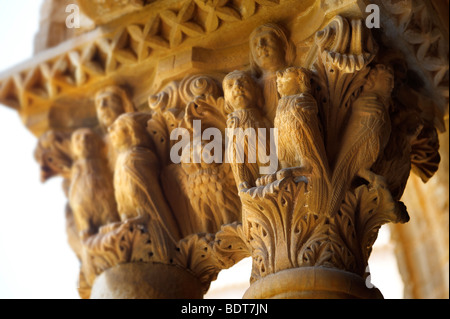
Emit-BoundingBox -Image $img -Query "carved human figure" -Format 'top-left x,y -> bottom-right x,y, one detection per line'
249,23 -> 295,124
95,85 -> 136,171
272,66 -> 330,213
95,86 -> 135,132
223,70 -> 270,190
331,64 -> 395,213
108,112 -> 181,241
69,128 -> 120,240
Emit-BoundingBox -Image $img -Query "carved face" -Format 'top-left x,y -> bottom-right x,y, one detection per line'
108,118 -> 133,151
71,129 -> 99,159
376,69 -> 394,96
223,72 -> 257,111
276,71 -> 298,97
95,92 -> 125,130
35,131 -> 73,181
276,68 -> 311,97
251,30 -> 286,73
367,66 -> 395,98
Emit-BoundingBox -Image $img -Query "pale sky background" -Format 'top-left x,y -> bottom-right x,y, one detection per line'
0,0 -> 404,299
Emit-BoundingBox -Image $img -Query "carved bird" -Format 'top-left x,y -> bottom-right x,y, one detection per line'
331,65 -> 395,214
109,112 -> 182,242
274,67 -> 330,214
226,108 -> 270,189
69,128 -> 120,239
34,130 -> 73,182
181,148 -> 241,234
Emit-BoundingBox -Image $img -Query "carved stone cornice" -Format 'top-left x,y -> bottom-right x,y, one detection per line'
0,0 -> 367,136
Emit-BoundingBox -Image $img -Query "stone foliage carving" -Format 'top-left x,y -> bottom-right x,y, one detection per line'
52,74 -> 246,296
249,23 -> 296,124
0,0 -> 284,114
224,70 -> 270,190
233,16 -> 437,285
31,13 -> 443,298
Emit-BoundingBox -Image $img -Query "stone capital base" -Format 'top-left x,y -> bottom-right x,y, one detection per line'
90,262 -> 203,299
243,267 -> 383,299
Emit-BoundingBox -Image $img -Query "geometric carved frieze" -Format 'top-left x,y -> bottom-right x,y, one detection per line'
0,0 -> 371,136
369,0 -> 449,118
2,0 -> 447,299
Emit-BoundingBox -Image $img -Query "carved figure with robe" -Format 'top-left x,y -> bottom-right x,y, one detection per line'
69,128 -> 120,240
223,70 -> 270,190
108,112 -> 181,242
249,23 -> 295,124
331,64 -> 395,213
95,85 -> 136,172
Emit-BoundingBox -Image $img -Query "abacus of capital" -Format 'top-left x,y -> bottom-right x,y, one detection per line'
0,0 -> 447,299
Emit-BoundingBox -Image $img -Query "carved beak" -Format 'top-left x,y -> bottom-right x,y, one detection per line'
40,166 -> 55,182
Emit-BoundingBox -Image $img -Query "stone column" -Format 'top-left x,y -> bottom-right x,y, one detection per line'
232,15 -> 440,299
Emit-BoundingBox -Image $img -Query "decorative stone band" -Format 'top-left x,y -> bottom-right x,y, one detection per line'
90,262 -> 204,299
243,267 -> 383,299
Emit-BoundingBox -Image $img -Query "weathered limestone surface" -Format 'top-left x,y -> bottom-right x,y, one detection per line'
0,0 -> 448,299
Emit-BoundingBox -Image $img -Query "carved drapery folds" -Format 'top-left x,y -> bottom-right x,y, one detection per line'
31,10 -> 443,298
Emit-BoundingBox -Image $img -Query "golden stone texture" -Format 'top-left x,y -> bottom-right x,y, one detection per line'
0,0 -> 448,299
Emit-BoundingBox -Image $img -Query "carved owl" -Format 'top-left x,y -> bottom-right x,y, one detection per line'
274,93 -> 330,214
273,67 -> 330,214
181,157 -> 241,234
274,67 -> 328,174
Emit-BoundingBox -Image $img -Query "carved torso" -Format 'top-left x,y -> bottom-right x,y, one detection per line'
274,93 -> 322,170
226,108 -> 270,188
70,156 -> 119,237
114,146 -> 160,219
259,74 -> 279,124
337,92 -> 392,172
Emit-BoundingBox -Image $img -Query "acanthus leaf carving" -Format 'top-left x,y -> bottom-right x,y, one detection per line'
228,17 -> 422,288
25,5 -> 445,298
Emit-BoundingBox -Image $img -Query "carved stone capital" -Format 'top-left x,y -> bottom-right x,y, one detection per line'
2,0 -> 446,299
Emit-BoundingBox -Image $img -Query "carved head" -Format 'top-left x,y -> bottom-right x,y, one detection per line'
223,70 -> 263,112
108,112 -> 153,151
95,86 -> 135,131
34,130 -> 73,182
365,64 -> 395,98
276,67 -> 311,97
249,23 -> 295,76
71,128 -> 103,160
